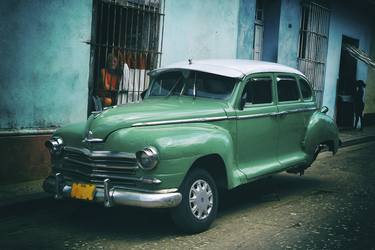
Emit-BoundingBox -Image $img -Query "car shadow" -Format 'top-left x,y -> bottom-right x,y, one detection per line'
218,173 -> 325,215
56,174 -> 323,234
0,172 -> 327,248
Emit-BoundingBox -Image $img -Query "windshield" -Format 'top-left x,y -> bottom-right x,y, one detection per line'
148,70 -> 237,100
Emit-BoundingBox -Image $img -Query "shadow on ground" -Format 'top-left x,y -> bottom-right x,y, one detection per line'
0,173 -> 325,249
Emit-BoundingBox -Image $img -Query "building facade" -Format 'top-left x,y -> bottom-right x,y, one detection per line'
0,0 -> 374,183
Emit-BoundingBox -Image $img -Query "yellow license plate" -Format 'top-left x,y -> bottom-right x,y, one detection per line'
71,183 -> 96,201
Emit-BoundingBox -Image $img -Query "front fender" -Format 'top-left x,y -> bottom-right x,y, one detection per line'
53,122 -> 86,147
303,111 -> 339,162
105,123 -> 240,189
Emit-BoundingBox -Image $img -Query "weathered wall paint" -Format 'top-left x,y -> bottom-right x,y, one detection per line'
323,0 -> 372,118
364,30 -> 375,114
161,0 -> 240,66
262,0 -> 281,62
0,135 -> 51,184
0,0 -> 92,130
276,0 -> 301,68
236,0 -> 256,59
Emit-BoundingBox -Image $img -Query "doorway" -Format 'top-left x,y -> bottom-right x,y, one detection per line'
336,36 -> 359,128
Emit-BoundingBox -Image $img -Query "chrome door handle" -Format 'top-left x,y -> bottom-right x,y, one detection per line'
278,111 -> 288,116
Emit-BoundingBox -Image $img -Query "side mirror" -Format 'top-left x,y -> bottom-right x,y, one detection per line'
239,92 -> 247,110
320,106 -> 329,114
140,89 -> 148,100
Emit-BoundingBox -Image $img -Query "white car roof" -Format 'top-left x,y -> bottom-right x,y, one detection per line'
152,59 -> 305,78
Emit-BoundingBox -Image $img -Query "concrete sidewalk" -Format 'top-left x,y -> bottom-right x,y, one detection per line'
339,126 -> 375,147
1,126 -> 375,208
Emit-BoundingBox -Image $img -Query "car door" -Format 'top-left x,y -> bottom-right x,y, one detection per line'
276,74 -> 307,167
236,73 -> 281,179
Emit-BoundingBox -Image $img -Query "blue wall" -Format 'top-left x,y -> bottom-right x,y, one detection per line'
161,0 -> 240,66
237,0 -> 256,59
0,0 -> 92,130
277,0 -> 301,68
323,0 -> 373,117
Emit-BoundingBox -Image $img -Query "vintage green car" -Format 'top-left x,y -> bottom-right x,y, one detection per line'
43,59 -> 339,233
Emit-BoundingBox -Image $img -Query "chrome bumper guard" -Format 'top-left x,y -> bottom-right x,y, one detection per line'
43,173 -> 182,208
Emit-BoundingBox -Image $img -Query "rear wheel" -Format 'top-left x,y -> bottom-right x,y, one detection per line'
171,168 -> 218,234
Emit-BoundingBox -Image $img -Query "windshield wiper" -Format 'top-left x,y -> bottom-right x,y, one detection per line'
193,72 -> 197,99
166,77 -> 182,97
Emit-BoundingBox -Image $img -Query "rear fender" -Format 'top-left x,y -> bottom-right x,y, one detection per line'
303,111 -> 339,162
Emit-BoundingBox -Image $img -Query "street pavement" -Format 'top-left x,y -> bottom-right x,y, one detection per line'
0,141 -> 375,249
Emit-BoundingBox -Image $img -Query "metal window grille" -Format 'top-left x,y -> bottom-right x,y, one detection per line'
297,1 -> 330,107
253,0 -> 264,60
89,0 -> 165,110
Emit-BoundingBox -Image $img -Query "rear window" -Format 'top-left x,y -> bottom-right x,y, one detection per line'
299,78 -> 313,100
244,77 -> 273,104
277,76 -> 300,102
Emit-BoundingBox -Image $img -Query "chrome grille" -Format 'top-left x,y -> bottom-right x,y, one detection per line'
55,146 -> 139,187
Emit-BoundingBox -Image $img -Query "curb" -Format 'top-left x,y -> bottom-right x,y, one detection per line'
340,135 -> 375,148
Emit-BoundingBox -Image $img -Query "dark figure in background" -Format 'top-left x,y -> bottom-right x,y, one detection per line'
354,80 -> 366,131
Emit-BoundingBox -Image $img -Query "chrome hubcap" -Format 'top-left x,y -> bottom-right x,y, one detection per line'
189,179 -> 213,220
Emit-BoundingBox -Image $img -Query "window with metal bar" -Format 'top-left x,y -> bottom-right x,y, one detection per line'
253,0 -> 264,60
297,1 -> 330,107
89,0 -> 165,111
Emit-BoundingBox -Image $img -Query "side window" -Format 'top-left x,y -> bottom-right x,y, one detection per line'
277,76 -> 300,102
244,77 -> 273,105
299,78 -> 313,100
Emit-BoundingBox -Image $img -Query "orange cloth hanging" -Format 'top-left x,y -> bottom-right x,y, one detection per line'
101,68 -> 121,106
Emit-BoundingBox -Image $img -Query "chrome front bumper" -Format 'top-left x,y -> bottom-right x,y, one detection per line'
43,173 -> 182,208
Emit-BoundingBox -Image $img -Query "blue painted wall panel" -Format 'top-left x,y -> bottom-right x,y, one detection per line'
277,0 -> 300,68
236,0 -> 256,59
161,0 -> 240,66
0,0 -> 92,130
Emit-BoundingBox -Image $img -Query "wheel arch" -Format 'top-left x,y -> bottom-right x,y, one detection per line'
303,111 -> 340,161
189,154 -> 229,190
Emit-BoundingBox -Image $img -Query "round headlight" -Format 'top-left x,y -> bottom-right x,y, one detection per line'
136,146 -> 159,170
45,136 -> 64,155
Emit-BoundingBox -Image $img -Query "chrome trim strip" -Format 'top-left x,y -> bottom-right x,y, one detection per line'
130,107 -> 317,126
278,111 -> 288,116
82,138 -> 104,143
63,157 -> 138,170
237,107 -> 317,120
113,187 -> 179,194
54,166 -> 139,181
236,112 -> 279,120
64,146 -> 136,159
131,116 -> 229,127
282,107 -> 317,114
54,166 -> 160,184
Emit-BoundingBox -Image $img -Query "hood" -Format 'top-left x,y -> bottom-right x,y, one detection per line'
86,97 -> 228,140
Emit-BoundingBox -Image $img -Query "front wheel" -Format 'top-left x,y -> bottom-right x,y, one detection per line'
171,168 -> 218,234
